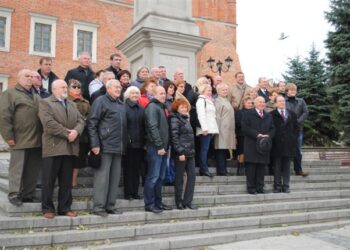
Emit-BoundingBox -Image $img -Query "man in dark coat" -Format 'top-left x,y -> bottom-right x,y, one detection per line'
257,77 -> 270,103
285,83 -> 309,177
88,79 -> 127,217
271,95 -> 298,193
64,52 -> 95,102
242,96 -> 275,194
37,57 -> 59,94
144,86 -> 172,213
105,53 -> 122,79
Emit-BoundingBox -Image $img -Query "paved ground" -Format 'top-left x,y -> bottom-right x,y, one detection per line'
210,226 -> 350,250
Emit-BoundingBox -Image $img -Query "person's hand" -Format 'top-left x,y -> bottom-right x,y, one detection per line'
257,134 -> 264,138
179,155 -> 185,161
91,147 -> 100,155
67,129 -> 78,142
158,149 -> 166,156
6,139 -> 15,146
202,131 -> 209,136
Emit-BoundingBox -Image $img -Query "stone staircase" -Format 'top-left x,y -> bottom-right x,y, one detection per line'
0,154 -> 350,249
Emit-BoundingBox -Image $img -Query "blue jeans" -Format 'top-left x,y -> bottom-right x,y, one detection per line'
144,146 -> 167,208
199,134 -> 212,173
294,130 -> 303,174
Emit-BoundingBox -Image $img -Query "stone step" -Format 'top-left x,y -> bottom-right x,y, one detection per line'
1,206 -> 350,249
68,219 -> 350,250
1,189 -> 349,220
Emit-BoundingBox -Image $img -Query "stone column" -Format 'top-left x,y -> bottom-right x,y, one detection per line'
117,0 -> 209,84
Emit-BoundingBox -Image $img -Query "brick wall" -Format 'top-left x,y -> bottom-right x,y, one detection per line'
0,0 -> 240,87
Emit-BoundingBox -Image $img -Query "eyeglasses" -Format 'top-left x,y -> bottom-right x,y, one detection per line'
71,85 -> 81,89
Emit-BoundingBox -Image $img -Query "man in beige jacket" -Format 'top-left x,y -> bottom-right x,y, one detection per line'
228,72 -> 252,110
38,79 -> 85,219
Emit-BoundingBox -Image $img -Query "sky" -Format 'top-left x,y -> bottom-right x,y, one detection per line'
236,0 -> 332,86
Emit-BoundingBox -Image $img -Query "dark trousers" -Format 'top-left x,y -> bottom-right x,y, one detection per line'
8,147 -> 42,199
294,130 -> 303,174
274,156 -> 291,190
144,146 -> 167,208
174,157 -> 196,206
123,148 -> 143,197
199,134 -> 212,173
215,149 -> 227,174
245,162 -> 265,193
42,155 -> 74,214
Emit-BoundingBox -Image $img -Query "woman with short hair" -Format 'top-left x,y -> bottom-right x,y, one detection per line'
138,77 -> 157,108
170,98 -> 197,209
196,84 -> 219,177
117,70 -> 131,101
214,83 -> 236,176
67,79 -> 90,187
131,66 -> 149,89
123,86 -> 145,200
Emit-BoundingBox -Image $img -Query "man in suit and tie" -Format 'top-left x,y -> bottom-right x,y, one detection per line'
242,96 -> 275,194
38,79 -> 85,219
257,77 -> 270,103
271,95 -> 298,193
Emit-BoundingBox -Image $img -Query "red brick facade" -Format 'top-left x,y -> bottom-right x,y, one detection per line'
0,0 -> 240,88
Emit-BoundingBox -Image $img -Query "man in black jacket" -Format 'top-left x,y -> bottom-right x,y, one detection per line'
242,96 -> 275,194
65,52 -> 94,102
144,86 -> 172,213
271,95 -> 298,193
37,57 -> 58,94
88,79 -> 127,217
105,53 -> 122,79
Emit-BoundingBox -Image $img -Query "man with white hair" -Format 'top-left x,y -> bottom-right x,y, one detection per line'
0,69 -> 43,206
88,79 -> 127,217
151,67 -> 161,85
242,96 -> 275,195
32,71 -> 50,98
65,51 -> 95,101
38,79 -> 85,219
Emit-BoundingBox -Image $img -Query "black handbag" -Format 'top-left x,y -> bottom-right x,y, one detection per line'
88,151 -> 101,169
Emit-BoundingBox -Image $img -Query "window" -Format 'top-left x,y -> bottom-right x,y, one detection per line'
29,13 -> 57,57
0,7 -> 13,52
0,74 -> 9,92
73,21 -> 98,63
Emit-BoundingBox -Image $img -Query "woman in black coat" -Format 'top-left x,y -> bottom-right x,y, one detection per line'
235,97 -> 254,175
170,98 -> 197,210
271,95 -> 298,193
123,86 -> 145,200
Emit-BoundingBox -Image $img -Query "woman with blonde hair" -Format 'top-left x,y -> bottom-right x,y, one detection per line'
131,66 -> 149,89
196,84 -> 219,177
214,83 -> 236,176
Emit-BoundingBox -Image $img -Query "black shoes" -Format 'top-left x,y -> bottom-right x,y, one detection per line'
184,204 -> 198,210
283,188 -> 290,193
92,210 -> 108,217
9,196 -> 22,206
133,194 -> 141,199
257,190 -> 265,194
217,173 -> 230,176
106,209 -> 122,215
22,197 -> 40,203
200,171 -> 214,177
176,203 -> 185,210
273,189 -> 282,193
145,206 -> 163,213
157,203 -> 172,211
248,191 -> 257,195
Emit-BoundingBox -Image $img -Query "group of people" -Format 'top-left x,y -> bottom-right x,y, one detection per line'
0,51 -> 309,218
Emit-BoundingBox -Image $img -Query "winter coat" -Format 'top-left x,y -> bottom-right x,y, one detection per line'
38,95 -> 85,157
242,109 -> 275,164
0,83 -> 42,149
286,96 -> 309,130
125,99 -> 145,149
170,112 -> 195,157
271,109 -> 298,158
196,95 -> 219,136
144,98 -> 169,150
88,93 -> 127,155
214,96 -> 236,150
